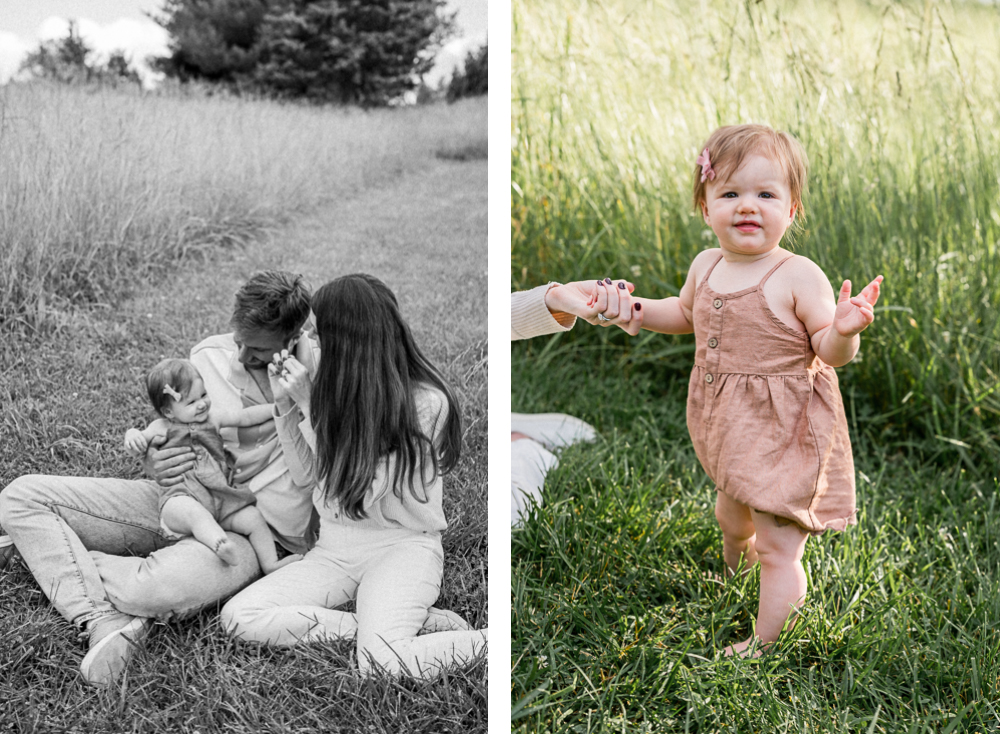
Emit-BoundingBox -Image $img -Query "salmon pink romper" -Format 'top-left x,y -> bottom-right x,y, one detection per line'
686,253 -> 856,533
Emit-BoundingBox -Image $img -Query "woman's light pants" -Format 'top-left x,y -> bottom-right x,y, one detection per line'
221,525 -> 487,678
511,438 -> 558,526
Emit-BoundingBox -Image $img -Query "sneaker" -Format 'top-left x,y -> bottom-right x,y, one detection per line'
79,616 -> 150,686
510,412 -> 598,450
0,533 -> 14,572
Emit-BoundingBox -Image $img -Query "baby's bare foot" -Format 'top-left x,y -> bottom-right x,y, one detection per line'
264,553 -> 303,574
213,538 -> 241,566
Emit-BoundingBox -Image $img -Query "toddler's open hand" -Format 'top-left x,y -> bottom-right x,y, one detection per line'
833,276 -> 883,338
124,428 -> 148,456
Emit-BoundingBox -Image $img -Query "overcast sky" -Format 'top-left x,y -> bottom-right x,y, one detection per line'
0,0 -> 488,86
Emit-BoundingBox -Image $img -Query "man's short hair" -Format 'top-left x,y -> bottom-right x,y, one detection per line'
230,271 -> 312,337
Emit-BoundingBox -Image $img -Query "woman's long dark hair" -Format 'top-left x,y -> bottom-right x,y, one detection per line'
310,274 -> 462,519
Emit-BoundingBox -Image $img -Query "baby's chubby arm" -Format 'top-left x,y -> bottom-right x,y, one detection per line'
794,261 -> 883,367
614,250 -> 723,336
125,419 -> 169,456
211,403 -> 274,429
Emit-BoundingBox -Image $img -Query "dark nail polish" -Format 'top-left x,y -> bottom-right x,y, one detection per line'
597,280 -> 603,286
618,281 -> 626,289
604,278 -> 612,284
635,303 -> 641,311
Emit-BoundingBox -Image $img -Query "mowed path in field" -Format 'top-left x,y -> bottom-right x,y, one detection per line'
130,157 -> 487,361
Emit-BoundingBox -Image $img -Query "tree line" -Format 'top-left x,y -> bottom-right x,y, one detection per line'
17,0 -> 487,106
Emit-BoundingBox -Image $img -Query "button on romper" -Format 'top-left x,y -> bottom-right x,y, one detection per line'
686,253 -> 856,533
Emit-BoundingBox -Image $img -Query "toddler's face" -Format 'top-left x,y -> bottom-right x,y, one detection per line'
164,377 -> 212,424
701,154 -> 797,259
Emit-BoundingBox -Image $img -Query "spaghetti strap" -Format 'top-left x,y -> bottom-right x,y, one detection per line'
758,254 -> 797,289
697,252 -> 727,294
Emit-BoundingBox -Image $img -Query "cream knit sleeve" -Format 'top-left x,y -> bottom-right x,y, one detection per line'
511,283 -> 576,340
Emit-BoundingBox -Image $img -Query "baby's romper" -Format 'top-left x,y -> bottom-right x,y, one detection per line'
686,253 -> 856,533
158,422 -> 257,538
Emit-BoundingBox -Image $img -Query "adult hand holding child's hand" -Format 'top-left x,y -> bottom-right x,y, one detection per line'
833,275 -> 884,338
544,278 -> 644,335
585,278 -> 645,336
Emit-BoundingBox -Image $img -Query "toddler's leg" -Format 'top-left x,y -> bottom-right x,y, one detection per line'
161,496 -> 240,566
714,491 -> 758,576
724,509 -> 808,657
222,507 -> 302,574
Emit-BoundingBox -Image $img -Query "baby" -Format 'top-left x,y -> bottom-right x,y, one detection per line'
593,124 -> 882,656
125,358 -> 302,574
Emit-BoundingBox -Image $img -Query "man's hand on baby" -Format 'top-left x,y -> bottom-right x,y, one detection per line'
833,276 -> 883,338
124,429 -> 148,456
144,434 -> 196,487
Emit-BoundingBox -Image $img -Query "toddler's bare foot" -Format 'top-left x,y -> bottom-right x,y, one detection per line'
213,537 -> 241,566
701,569 -> 728,586
721,636 -> 767,659
264,553 -> 303,573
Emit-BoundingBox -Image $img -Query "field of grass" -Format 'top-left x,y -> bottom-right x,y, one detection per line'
512,0 -> 1000,730
0,82 -> 486,324
0,87 -> 487,733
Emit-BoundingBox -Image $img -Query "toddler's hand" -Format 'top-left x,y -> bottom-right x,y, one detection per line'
833,276 -> 883,338
124,429 -> 147,456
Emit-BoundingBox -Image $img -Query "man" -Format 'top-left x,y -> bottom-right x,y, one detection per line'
0,271 -> 462,686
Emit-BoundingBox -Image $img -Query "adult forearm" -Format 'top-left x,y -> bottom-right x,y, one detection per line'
273,404 -> 317,488
511,284 -> 574,340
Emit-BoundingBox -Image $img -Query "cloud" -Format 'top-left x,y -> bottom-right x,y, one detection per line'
2,16 -> 169,87
426,33 -> 487,87
0,31 -> 32,83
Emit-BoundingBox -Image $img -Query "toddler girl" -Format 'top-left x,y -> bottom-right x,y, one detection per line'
220,273 -> 487,678
125,358 -> 302,574
596,124 -> 882,656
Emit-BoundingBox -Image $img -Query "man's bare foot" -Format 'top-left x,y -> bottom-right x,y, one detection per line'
213,537 -> 241,566
721,636 -> 768,659
264,553 -> 303,573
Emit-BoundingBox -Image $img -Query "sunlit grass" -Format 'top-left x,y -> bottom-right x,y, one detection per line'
513,0 -> 1000,729
512,0 -> 1000,467
511,347 -> 1000,731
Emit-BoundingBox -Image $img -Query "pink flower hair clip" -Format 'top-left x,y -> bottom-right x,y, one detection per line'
696,148 -> 716,183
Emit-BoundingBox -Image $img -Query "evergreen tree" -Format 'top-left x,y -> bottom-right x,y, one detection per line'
152,0 -> 452,105
446,42 -> 487,102
252,0 -> 451,106
151,0 -> 270,82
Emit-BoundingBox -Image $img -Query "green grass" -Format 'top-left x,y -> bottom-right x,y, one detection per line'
512,0 -> 1000,468
0,86 -> 486,733
512,347 -> 1000,731
512,0 -> 1000,729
